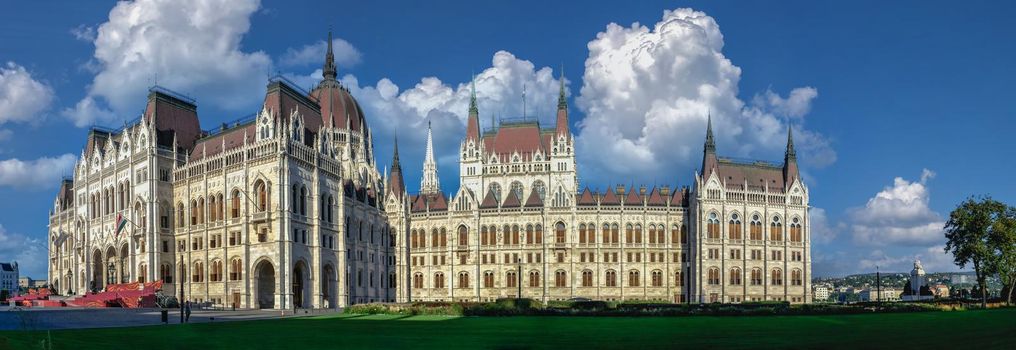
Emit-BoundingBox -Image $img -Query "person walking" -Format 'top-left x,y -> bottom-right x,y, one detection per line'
184,301 -> 192,323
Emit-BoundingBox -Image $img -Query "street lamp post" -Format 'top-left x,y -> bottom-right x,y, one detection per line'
180,255 -> 185,324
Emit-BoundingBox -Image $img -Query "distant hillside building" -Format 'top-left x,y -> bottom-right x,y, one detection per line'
860,288 -> 900,302
0,262 -> 17,297
813,284 -> 830,302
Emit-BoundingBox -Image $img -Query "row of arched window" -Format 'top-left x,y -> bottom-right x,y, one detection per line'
164,258 -> 244,283
89,180 -> 131,219
705,267 -> 803,286
175,181 -> 269,228
706,213 -> 804,242
290,184 -> 337,223
412,269 -> 685,289
412,222 -> 696,248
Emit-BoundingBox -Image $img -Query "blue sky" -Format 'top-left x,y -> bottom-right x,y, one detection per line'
1,0 -> 1013,279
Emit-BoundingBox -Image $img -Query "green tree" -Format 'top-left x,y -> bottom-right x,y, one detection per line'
988,205 -> 1016,305
943,196 -> 1006,308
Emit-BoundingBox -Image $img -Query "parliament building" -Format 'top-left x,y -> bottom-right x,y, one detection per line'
47,33 -> 812,309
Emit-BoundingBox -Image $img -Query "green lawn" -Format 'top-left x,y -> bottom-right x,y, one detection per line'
2,308 -> 1015,349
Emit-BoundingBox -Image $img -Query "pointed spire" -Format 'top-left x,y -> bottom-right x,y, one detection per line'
785,124 -> 796,160
557,64 -> 567,110
704,113 -> 716,153
388,135 -> 405,198
469,74 -> 478,115
466,75 -> 481,141
323,29 -> 337,80
701,112 -> 718,176
421,121 -> 440,194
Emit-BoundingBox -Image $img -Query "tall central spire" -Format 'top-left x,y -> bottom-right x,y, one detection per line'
466,75 -> 481,141
421,121 -> 441,194
323,30 -> 337,80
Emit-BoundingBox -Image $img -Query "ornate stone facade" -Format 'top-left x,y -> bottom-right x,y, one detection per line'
386,79 -> 812,304
48,33 -> 811,309
48,34 -> 395,309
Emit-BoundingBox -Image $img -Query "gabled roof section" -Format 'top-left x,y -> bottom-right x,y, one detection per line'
625,187 -> 642,206
577,188 -> 597,206
671,187 -> 688,207
501,190 -> 521,208
600,187 -> 620,205
524,188 -> 543,208
647,187 -> 666,206
479,189 -> 499,209
410,193 -> 449,212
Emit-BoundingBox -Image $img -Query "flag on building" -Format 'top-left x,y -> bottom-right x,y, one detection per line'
115,213 -> 127,236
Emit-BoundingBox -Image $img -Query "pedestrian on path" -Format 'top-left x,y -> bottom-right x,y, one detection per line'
184,301 -> 191,323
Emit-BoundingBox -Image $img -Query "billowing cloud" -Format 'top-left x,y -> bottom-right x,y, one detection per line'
63,0 -> 272,127
279,38 -> 361,68
849,169 -> 945,246
857,245 -> 960,273
0,62 -> 54,125
0,225 -> 47,280
809,207 -> 841,245
337,50 -> 565,183
70,24 -> 96,42
574,8 -> 833,182
0,154 -> 77,189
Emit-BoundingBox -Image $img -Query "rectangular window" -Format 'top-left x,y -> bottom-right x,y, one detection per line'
162,240 -> 168,253
557,253 -> 564,263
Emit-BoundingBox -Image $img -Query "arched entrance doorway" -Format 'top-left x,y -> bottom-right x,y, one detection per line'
254,260 -> 276,309
105,246 -> 118,286
91,250 -> 102,292
119,244 -> 129,283
322,264 -> 336,308
293,262 -> 306,308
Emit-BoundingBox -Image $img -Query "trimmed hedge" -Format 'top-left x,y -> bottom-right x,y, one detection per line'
344,299 -> 958,317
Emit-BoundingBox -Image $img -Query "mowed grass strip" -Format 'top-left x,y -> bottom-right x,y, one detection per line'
1,308 -> 1014,349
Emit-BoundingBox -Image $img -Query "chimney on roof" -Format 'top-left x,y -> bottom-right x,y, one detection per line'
661,186 -> 670,196
616,184 -> 625,195
639,185 -> 647,196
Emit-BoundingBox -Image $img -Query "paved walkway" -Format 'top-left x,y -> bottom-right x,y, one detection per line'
0,307 -> 342,331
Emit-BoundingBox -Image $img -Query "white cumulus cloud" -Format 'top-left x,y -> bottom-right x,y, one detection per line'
336,50 -> 565,181
0,154 -> 77,189
279,38 -> 361,68
850,169 -> 945,246
63,0 -> 272,127
0,62 -> 54,125
574,8 -> 833,182
0,225 -> 47,279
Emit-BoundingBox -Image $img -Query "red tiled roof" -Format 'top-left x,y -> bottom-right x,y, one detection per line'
577,188 -> 596,206
480,189 -> 499,209
647,187 -> 666,206
189,123 -> 256,160
263,81 -> 322,133
311,80 -> 365,132
716,160 -> 785,190
625,188 -> 642,206
144,90 -> 201,150
501,190 -> 521,208
481,122 -> 551,162
601,187 -> 620,205
524,188 -> 543,207
671,187 -> 687,207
